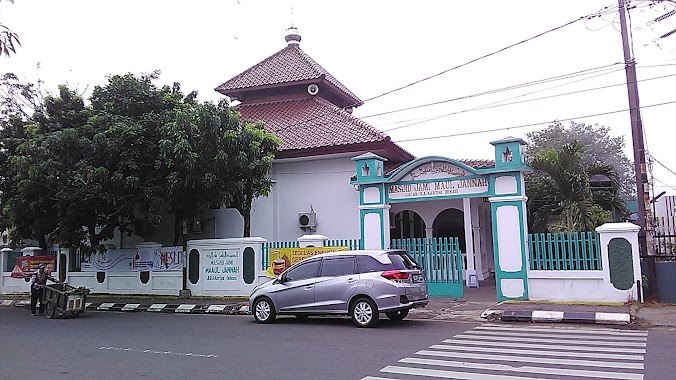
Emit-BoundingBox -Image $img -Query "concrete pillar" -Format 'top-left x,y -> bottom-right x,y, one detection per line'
297,235 -> 328,248
1,247 -> 11,273
463,198 -> 476,286
21,247 -> 41,257
596,223 -> 642,302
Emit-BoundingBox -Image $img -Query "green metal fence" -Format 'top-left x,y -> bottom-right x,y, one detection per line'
528,232 -> 602,271
391,237 -> 463,297
325,239 -> 362,250
390,237 -> 463,284
3,250 -> 22,272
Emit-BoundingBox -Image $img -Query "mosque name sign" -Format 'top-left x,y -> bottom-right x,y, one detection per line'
388,177 -> 488,200
404,162 -> 469,181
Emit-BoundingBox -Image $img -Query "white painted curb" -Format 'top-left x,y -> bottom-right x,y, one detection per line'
596,312 -> 631,325
532,310 -> 564,322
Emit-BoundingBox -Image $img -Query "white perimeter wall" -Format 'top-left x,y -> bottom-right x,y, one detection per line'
527,271 -> 631,302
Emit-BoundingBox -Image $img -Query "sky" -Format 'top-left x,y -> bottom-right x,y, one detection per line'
2,0 -> 676,195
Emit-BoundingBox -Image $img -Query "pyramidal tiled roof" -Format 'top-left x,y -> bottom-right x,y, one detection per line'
215,44 -> 362,105
237,97 -> 410,159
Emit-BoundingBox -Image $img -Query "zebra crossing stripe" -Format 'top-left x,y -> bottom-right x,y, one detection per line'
360,377 -> 399,380
428,344 -> 644,361
381,365 -> 552,380
465,329 -> 647,341
441,338 -> 646,354
454,333 -> 647,347
398,357 -> 644,380
415,349 -> 644,369
476,324 -> 648,336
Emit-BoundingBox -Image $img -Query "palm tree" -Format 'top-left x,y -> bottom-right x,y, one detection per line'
526,140 -> 628,232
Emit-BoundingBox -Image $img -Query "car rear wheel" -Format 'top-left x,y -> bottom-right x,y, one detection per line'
351,297 -> 378,328
385,309 -> 409,321
253,298 -> 276,324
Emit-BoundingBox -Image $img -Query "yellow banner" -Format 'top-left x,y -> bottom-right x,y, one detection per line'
265,246 -> 349,278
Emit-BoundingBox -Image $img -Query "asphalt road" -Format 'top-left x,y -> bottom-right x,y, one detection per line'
1,308 -> 674,380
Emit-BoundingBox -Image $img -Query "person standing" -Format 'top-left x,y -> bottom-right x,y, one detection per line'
30,263 -> 55,316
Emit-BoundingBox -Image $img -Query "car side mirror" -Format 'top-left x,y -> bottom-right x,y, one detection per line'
277,274 -> 286,283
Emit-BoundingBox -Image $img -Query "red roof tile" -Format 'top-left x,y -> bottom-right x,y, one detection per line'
459,159 -> 495,169
216,44 -> 362,105
238,97 -> 410,157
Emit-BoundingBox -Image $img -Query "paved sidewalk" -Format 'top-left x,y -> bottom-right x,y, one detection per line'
2,281 -> 675,327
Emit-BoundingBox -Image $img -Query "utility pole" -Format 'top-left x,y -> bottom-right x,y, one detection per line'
617,0 -> 657,300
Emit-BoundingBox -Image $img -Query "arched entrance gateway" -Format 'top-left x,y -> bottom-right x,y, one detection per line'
352,137 -> 531,302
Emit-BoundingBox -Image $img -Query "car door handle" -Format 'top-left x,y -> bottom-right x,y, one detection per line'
346,278 -> 357,284
304,285 -> 314,290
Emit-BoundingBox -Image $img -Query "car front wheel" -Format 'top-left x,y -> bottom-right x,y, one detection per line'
351,297 -> 378,328
253,297 -> 276,324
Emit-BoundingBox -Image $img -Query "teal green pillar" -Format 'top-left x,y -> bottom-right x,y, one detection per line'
351,153 -> 390,250
489,137 -> 531,302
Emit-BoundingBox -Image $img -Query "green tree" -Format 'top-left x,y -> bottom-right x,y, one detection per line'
224,117 -> 278,237
527,140 -> 628,232
527,121 -> 635,199
158,99 -> 278,242
1,86 -> 94,249
1,72 -> 279,252
0,0 -> 20,58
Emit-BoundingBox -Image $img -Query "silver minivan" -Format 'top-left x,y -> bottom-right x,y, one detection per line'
249,249 -> 428,327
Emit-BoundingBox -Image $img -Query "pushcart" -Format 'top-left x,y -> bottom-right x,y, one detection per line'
42,282 -> 89,319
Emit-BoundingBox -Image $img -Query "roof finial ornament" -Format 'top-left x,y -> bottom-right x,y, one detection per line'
285,5 -> 301,45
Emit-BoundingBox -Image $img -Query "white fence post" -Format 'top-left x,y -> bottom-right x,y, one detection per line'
297,235 -> 328,248
596,222 -> 642,302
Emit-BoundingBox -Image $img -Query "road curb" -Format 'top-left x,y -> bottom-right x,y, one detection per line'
0,299 -> 251,316
495,309 -> 631,325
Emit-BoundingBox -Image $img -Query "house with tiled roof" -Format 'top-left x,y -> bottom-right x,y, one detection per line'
208,27 -> 418,242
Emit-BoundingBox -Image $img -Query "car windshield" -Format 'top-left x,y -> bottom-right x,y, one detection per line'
388,252 -> 421,270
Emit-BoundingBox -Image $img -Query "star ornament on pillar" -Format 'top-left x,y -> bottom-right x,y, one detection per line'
362,162 -> 370,176
502,146 -> 513,162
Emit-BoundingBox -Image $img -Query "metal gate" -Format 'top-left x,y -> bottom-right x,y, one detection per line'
391,237 -> 463,298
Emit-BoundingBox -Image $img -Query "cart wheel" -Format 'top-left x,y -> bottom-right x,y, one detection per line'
45,301 -> 56,319
70,311 -> 81,318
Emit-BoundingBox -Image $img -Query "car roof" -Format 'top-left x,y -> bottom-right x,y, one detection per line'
308,249 -> 404,259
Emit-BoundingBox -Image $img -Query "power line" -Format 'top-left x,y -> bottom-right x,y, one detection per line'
378,69 -> 676,132
375,62 -> 676,128
272,6 -> 607,134
392,99 -> 676,143
653,176 -> 676,192
378,66 -> 626,131
362,13 -> 597,104
361,63 -> 624,120
651,154 -> 676,177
